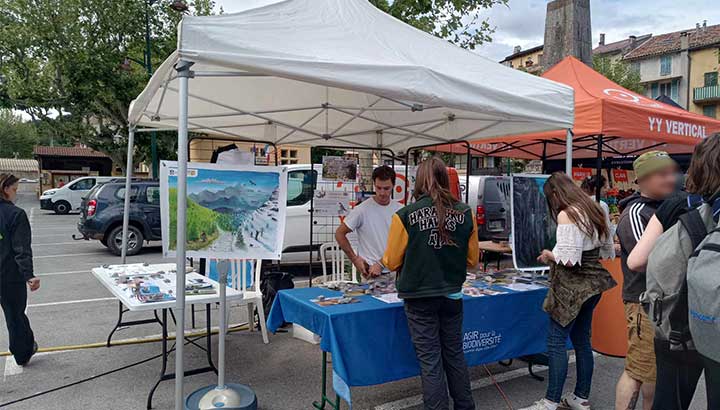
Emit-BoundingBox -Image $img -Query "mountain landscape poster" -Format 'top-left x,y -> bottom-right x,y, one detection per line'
160,161 -> 288,260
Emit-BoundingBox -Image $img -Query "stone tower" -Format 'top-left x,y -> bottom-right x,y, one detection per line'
543,0 -> 592,68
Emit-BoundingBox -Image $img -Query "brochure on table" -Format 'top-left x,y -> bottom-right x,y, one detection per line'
92,263 -> 243,311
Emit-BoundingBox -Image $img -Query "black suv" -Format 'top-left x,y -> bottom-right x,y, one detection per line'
77,181 -> 161,256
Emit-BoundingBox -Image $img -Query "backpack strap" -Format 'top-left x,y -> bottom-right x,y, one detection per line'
679,209 -> 708,254
669,210 -> 709,350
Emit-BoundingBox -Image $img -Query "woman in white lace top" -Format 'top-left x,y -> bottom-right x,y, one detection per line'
520,173 -> 617,410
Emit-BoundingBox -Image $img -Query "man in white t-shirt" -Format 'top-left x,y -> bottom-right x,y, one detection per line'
335,165 -> 402,279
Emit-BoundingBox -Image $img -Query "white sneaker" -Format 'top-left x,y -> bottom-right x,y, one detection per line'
561,394 -> 591,410
518,399 -> 559,410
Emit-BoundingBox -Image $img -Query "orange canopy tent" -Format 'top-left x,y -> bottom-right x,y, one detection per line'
454,56 -> 720,161
434,57 -> 720,358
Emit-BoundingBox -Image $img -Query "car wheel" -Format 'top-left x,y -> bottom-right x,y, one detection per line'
53,201 -> 71,215
107,225 -> 144,256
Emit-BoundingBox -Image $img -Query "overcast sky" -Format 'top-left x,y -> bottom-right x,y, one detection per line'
215,0 -> 720,62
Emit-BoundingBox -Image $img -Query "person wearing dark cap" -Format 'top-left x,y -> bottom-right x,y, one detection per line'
0,173 -> 39,366
614,151 -> 678,410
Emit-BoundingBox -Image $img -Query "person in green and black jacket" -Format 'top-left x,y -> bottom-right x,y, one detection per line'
382,157 -> 479,410
0,174 -> 39,366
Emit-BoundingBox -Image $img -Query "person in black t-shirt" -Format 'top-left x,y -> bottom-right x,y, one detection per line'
628,134 -> 720,410
615,151 -> 679,410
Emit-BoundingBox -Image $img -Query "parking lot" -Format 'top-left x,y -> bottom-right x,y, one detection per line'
0,183 -> 707,410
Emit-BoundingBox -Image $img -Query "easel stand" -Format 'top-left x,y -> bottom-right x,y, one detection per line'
186,260 -> 257,410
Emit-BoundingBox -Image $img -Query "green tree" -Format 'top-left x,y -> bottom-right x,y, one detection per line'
0,0 -> 218,170
593,55 -> 644,94
370,0 -> 508,50
0,110 -> 38,158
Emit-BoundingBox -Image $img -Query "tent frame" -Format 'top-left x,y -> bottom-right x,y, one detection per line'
122,60 -> 574,410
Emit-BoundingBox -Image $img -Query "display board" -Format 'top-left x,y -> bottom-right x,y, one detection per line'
160,161 -> 288,260
313,190 -> 352,217
511,174 -> 556,271
321,156 -> 357,181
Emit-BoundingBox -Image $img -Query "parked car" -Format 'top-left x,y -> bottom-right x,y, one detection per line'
40,176 -> 115,214
76,166 -> 510,260
76,180 -> 162,256
465,175 -> 511,241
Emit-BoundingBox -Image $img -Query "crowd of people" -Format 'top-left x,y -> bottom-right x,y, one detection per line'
2,134 -> 719,410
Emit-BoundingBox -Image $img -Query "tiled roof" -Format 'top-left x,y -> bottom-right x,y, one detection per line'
500,45 -> 544,63
0,158 -> 39,173
33,146 -> 109,158
624,24 -> 720,60
593,34 -> 651,55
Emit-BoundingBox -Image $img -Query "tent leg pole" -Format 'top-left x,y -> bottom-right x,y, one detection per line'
565,129 -> 573,175
120,128 -> 135,264
595,135 -> 603,202
174,59 -> 193,410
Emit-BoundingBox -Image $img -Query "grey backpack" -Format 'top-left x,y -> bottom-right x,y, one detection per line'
687,211 -> 720,362
644,204 -> 715,351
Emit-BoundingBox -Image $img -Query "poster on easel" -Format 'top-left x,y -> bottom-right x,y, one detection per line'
511,174 -> 556,271
321,156 -> 357,182
160,161 -> 288,260
313,190 -> 352,217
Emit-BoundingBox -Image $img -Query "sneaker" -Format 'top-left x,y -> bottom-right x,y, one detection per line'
561,394 -> 591,410
518,399 -> 559,410
17,342 -> 38,367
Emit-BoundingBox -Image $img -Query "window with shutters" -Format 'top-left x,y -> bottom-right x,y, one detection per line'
705,72 -> 718,87
660,55 -> 672,76
703,105 -> 717,119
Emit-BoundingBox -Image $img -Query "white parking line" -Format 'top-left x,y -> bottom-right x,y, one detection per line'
33,242 -> 92,247
3,351 -> 66,381
28,297 -> 116,308
33,252 -> 106,259
36,270 -> 88,277
3,356 -> 23,381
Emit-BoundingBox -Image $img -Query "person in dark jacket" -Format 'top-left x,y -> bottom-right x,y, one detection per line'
382,157 -> 479,410
0,173 -> 39,366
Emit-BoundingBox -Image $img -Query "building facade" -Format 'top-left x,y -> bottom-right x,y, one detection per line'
499,45 -> 545,72
189,138 -> 311,165
499,23 -> 719,119
623,22 -> 720,117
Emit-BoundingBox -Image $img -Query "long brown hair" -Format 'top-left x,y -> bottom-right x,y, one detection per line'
0,173 -> 19,201
413,157 -> 458,244
543,172 -> 610,240
686,133 -> 720,199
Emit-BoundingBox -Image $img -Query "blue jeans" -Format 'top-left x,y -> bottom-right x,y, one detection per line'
545,294 -> 601,403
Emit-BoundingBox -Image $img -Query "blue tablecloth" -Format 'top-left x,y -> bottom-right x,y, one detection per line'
267,286 -> 550,404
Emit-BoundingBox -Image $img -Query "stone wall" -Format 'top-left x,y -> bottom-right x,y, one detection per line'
543,0 -> 592,68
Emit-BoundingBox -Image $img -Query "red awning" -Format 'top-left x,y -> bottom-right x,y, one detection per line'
437,56 -> 720,159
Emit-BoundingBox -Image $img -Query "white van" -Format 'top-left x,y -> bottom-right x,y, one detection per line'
279,165 -> 511,264
39,176 -> 115,214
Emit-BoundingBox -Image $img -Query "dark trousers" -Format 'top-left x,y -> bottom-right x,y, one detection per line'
652,339 -> 720,410
546,294 -> 601,403
1,281 -> 35,364
404,297 -> 475,410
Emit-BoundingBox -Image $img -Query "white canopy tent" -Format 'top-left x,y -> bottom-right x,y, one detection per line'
123,0 -> 575,407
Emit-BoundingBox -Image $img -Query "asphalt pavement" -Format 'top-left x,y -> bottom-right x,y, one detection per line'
0,183 -> 708,409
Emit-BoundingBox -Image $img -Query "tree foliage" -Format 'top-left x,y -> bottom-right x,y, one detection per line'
370,0 -> 508,50
593,55 -> 644,94
0,110 -> 38,158
0,0 -> 217,169
1,0 -> 503,171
